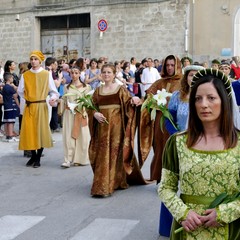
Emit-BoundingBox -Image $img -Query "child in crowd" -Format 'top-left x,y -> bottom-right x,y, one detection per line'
126,77 -> 135,96
2,72 -> 20,142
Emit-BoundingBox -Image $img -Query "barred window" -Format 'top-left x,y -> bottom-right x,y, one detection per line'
40,13 -> 90,29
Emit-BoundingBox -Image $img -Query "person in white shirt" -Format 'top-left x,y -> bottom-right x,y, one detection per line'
140,57 -> 161,97
130,57 -> 137,75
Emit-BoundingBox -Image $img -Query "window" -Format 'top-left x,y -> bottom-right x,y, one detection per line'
40,13 -> 90,29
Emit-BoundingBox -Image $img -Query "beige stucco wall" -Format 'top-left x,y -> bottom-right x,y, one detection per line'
189,0 -> 240,64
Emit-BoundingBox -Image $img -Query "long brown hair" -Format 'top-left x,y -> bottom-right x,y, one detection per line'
186,75 -> 238,149
75,57 -> 85,71
179,70 -> 190,101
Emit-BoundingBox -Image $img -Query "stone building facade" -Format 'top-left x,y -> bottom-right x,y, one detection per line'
0,0 -> 187,64
0,0 -> 239,65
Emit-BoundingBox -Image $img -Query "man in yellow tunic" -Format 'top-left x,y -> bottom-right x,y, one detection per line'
18,50 -> 59,168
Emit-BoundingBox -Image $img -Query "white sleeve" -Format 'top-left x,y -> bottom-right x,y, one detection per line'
48,72 -> 60,100
141,69 -> 146,83
17,75 -> 24,98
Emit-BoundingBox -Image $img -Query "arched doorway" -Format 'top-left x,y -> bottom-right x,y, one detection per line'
234,8 -> 240,56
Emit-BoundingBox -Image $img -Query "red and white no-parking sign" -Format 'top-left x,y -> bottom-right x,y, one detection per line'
98,19 -> 108,32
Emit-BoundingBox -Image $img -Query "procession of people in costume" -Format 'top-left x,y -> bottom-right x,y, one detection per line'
2,50 -> 238,239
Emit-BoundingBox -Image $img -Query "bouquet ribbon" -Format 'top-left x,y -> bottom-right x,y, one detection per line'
66,106 -> 87,139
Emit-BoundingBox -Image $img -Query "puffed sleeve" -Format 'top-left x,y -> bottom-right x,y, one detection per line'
158,134 -> 189,222
165,91 -> 179,135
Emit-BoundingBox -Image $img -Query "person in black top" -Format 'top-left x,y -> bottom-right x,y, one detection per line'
134,58 -> 148,98
4,60 -> 19,86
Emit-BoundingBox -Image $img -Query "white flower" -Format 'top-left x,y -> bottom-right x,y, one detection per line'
153,89 -> 172,106
67,101 -> 79,114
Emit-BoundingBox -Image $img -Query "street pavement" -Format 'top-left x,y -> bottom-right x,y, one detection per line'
0,130 -> 169,240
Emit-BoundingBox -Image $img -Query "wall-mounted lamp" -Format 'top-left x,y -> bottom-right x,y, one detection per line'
15,14 -> 20,21
221,4 -> 230,14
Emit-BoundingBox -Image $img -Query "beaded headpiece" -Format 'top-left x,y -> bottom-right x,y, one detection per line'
191,68 -> 231,97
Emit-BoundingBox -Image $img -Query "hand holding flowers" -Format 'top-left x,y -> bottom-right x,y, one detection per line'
67,101 -> 79,114
64,88 -> 96,113
141,89 -> 178,131
64,86 -> 108,124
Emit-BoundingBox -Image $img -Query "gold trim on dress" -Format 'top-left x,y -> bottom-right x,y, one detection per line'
99,104 -> 120,109
99,85 -> 121,95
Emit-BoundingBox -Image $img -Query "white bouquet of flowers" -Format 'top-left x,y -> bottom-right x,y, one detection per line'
64,87 -> 108,123
141,89 -> 178,131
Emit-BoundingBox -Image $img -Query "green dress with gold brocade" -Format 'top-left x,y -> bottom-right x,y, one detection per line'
158,133 -> 240,240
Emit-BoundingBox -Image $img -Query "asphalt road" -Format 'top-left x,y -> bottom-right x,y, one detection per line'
0,130 -> 169,240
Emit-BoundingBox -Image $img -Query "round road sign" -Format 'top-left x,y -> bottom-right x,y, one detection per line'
98,19 -> 108,32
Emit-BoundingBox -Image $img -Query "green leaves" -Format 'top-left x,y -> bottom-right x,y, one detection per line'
208,193 -> 228,209
63,92 -> 76,97
141,91 -> 178,132
209,192 -> 240,208
140,97 -> 149,111
150,108 -> 156,121
63,87 -> 99,113
76,94 -> 99,112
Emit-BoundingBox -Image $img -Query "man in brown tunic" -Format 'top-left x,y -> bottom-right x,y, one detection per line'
139,55 -> 182,183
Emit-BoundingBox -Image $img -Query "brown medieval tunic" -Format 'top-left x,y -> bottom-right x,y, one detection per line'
138,55 -> 182,181
89,85 -> 145,196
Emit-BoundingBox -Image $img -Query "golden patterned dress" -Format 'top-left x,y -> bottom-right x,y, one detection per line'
89,85 -> 145,196
158,133 -> 240,240
18,68 -> 58,150
62,84 -> 91,165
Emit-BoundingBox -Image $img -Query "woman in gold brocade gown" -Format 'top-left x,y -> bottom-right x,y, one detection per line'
89,64 -> 145,197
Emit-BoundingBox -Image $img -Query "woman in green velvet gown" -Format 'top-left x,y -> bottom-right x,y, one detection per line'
158,69 -> 240,240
